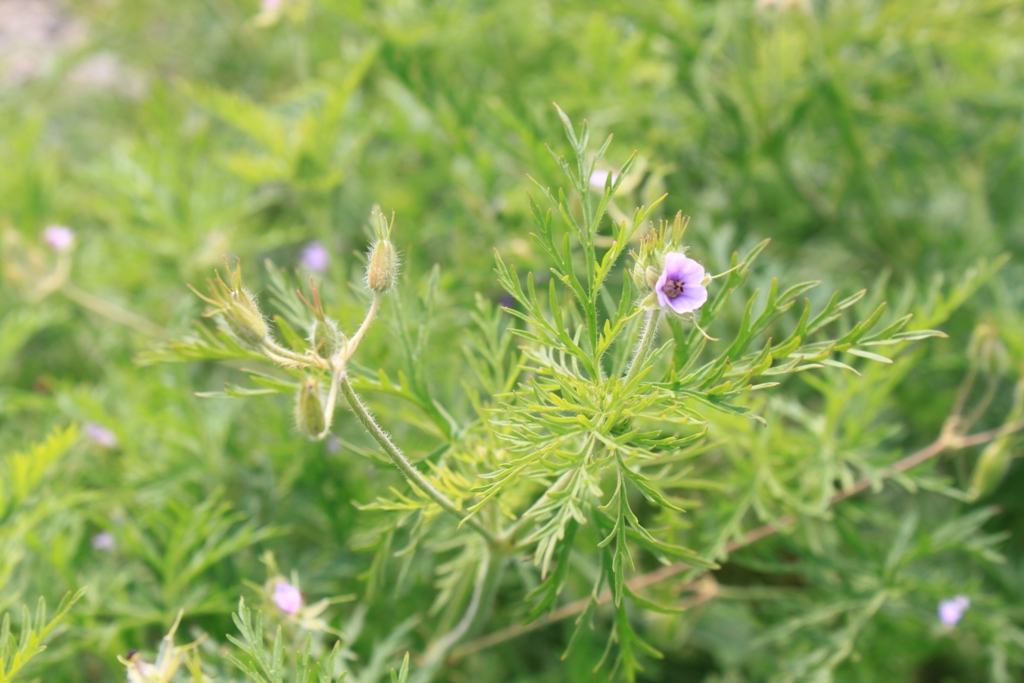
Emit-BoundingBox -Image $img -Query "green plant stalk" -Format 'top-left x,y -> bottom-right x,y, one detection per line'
623,310 -> 660,386
344,293 -> 381,360
411,552 -> 504,683
260,339 -> 321,367
338,372 -> 499,545
60,283 -> 166,338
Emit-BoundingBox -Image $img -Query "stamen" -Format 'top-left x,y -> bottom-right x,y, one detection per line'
663,278 -> 684,298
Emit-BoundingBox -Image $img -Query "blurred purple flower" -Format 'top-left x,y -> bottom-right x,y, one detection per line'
300,240 -> 330,272
91,531 -> 116,551
589,169 -> 618,189
655,252 -> 708,314
84,422 -> 118,448
262,0 -> 283,10
43,225 -> 74,252
938,595 -> 970,627
274,581 -> 302,614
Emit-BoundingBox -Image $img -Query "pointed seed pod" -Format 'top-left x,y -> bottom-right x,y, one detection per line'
295,376 -> 327,440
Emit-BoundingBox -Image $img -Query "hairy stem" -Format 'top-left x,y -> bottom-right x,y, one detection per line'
345,293 -> 381,360
623,310 -> 660,385
338,372 -> 499,545
261,339 -> 323,368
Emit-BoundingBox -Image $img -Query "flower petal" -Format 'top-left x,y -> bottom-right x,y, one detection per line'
667,286 -> 708,314
661,252 -> 692,280
655,270 -> 672,307
680,260 -> 706,283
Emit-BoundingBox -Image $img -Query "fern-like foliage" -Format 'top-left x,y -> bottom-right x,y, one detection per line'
0,590 -> 84,683
149,110 -> 968,681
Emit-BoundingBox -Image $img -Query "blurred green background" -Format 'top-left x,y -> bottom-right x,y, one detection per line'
1,0 -> 1023,681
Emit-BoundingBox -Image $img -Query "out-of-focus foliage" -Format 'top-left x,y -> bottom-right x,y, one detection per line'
1,0 -> 1023,681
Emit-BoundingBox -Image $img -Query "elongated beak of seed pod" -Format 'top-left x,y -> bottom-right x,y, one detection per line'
296,376 -> 327,439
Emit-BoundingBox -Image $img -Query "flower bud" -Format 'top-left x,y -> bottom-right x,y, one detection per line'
189,259 -> 269,348
365,206 -> 399,294
309,318 -> 345,358
226,298 -> 269,347
967,438 -> 1013,500
645,266 -> 660,289
295,376 -> 327,440
366,239 -> 398,293
968,323 -> 1009,378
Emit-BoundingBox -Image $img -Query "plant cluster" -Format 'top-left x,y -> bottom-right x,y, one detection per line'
2,1 -> 1024,682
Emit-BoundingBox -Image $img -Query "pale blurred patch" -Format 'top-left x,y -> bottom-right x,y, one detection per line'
0,0 -> 144,95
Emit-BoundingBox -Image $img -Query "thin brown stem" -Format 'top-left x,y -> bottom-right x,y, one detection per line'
451,408 -> 1022,660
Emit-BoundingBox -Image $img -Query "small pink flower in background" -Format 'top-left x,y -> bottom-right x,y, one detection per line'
655,252 -> 708,314
91,531 -> 116,551
43,225 -> 74,251
589,169 -> 618,189
84,422 -> 118,448
274,581 -> 302,614
262,0 -> 283,10
300,240 -> 330,272
938,595 -> 970,627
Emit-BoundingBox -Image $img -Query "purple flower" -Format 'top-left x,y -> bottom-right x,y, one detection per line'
938,595 -> 970,627
91,531 -> 116,551
655,252 -> 708,314
43,225 -> 75,252
589,170 -> 618,189
300,240 -> 330,272
84,422 -> 118,448
274,581 -> 302,614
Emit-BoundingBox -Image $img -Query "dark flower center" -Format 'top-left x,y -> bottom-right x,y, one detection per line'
663,278 -> 684,298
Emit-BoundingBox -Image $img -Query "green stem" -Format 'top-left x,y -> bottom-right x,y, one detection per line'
411,552 -> 504,683
261,339 -> 320,367
60,284 -> 166,338
623,310 -> 660,386
338,372 -> 498,545
344,293 -> 381,361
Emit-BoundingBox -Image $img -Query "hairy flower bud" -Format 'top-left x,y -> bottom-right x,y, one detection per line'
366,239 -> 397,293
295,376 -> 327,439
365,206 -> 399,294
188,258 -> 269,348
629,212 -> 690,291
310,318 -> 345,358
